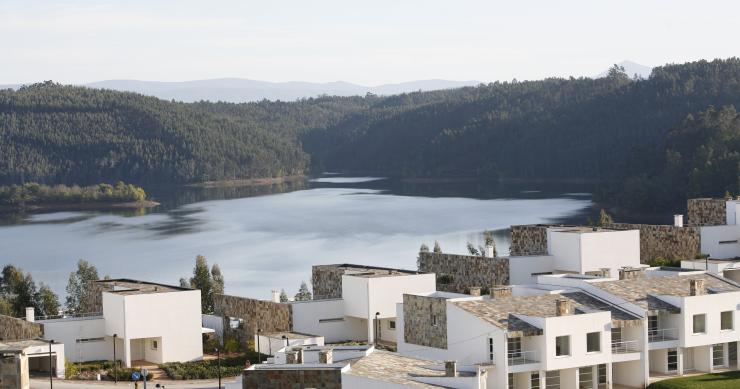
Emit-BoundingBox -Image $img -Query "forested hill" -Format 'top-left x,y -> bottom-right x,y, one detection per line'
0,82 -> 369,185
1,58 -> 739,211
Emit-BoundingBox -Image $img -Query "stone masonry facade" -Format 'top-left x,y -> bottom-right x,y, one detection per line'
418,252 -> 509,293
0,314 -> 43,341
243,368 -> 342,389
688,198 -> 727,226
605,223 -> 701,263
509,225 -> 549,256
214,294 -> 292,348
403,294 -> 447,349
311,265 -> 348,300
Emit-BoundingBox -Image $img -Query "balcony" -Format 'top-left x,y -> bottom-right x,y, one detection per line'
508,350 -> 538,365
648,328 -> 678,342
612,340 -> 640,353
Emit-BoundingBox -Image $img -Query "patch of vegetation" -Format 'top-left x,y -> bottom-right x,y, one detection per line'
159,352 -> 263,380
647,371 -> 740,389
0,182 -> 147,207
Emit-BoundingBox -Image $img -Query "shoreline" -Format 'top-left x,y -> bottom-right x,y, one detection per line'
0,200 -> 160,214
186,175 -> 307,188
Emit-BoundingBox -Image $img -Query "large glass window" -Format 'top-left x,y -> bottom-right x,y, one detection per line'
587,332 -> 601,353
667,349 -> 678,371
555,335 -> 570,356
721,311 -> 734,330
611,327 -> 622,343
713,343 -> 725,367
508,337 -> 522,356
693,314 -> 706,334
508,373 -> 514,389
598,364 -> 607,386
546,370 -> 560,389
531,372 -> 540,389
578,366 -> 593,389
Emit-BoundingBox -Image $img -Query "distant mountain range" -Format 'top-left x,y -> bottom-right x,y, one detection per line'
597,60 -> 653,79
0,61 -> 653,102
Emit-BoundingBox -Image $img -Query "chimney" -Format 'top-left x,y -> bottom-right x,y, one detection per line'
319,349 -> 333,364
285,351 -> 298,364
556,299 -> 572,316
491,286 -> 512,298
25,307 -> 35,322
689,279 -> 705,296
468,287 -> 481,297
599,268 -> 611,278
618,267 -> 644,280
674,214 -> 684,228
445,361 -> 457,377
271,289 -> 280,303
485,245 -> 495,258
296,348 -> 304,364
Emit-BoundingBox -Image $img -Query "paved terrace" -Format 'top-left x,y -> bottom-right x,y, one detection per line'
96,278 -> 192,295
346,350 -> 474,388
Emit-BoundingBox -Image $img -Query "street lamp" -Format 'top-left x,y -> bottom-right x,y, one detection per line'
36,337 -> 54,389
374,312 -> 380,346
282,334 -> 288,350
113,333 -> 118,384
214,348 -> 221,389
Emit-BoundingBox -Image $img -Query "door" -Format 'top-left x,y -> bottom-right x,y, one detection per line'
684,348 -> 694,371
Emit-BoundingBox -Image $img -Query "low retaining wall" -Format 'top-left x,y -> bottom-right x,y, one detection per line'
0,314 -> 43,341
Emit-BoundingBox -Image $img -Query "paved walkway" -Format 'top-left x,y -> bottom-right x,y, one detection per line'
30,377 -> 241,389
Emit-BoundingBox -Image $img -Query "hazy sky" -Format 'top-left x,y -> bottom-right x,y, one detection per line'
2,0 -> 739,85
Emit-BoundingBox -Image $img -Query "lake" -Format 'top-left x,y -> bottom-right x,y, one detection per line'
0,176 -> 669,300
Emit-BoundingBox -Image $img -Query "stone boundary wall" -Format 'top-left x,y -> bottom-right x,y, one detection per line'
688,198 -> 727,226
243,368 -> 341,389
214,294 -> 292,348
604,223 -> 700,263
403,294 -> 447,349
418,252 -> 509,293
0,314 -> 43,341
510,225 -> 549,256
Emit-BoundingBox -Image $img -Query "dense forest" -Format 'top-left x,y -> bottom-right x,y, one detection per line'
0,182 -> 147,208
2,58 -> 740,211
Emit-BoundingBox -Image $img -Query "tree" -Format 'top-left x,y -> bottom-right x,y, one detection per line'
433,241 -> 442,253
189,255 -> 214,313
279,289 -> 288,303
294,281 -> 312,301
211,264 -> 225,296
419,243 -> 429,252
1,265 -> 40,317
483,230 -> 498,257
466,242 -> 480,256
65,259 -> 100,314
598,209 -> 614,226
0,297 -> 11,316
179,278 -> 190,288
36,283 -> 60,317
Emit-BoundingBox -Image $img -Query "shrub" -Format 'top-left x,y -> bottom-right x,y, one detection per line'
159,354 -> 264,380
107,368 -> 153,382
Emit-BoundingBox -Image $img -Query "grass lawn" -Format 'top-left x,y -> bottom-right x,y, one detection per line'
647,371 -> 740,388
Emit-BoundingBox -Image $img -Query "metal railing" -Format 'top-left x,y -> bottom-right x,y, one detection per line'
611,340 -> 640,353
648,328 -> 678,342
34,312 -> 104,321
508,350 -> 538,365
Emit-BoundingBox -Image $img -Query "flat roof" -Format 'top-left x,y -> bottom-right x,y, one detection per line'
0,339 -> 49,352
260,331 -> 319,340
550,226 -> 623,234
97,279 -> 193,295
319,264 -> 422,278
453,292 -> 640,336
592,273 -> 740,312
346,350 -> 474,388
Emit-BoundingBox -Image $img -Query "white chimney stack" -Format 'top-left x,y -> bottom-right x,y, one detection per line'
674,214 -> 684,227
25,307 -> 35,322
271,289 -> 280,303
485,245 -> 495,258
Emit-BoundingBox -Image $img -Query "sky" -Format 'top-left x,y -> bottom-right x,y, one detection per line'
1,0 -> 739,85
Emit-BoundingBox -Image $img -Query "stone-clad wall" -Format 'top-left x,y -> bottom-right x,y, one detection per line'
604,223 -> 700,263
243,368 -> 341,389
311,265 -> 346,300
403,294 -> 447,349
418,252 -> 509,293
510,225 -> 549,256
0,314 -> 43,341
688,198 -> 727,226
214,294 -> 292,347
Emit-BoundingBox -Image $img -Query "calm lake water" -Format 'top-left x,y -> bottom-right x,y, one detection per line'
0,176 -> 669,299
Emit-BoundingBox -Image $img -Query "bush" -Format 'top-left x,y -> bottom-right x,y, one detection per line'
223,337 -> 240,354
107,368 -> 153,382
160,354 -> 264,380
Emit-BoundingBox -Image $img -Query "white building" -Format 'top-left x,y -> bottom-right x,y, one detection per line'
38,279 -> 203,368
509,227 -> 642,284
291,264 -> 436,345
696,198 -> 740,259
0,339 -> 66,386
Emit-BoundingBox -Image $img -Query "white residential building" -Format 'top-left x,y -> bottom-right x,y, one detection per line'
291,264 -> 436,345
696,198 -> 740,259
508,226 -> 642,284
38,279 -> 204,368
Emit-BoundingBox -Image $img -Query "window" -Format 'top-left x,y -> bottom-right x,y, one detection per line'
587,332 -> 601,353
555,335 -> 570,357
508,373 -> 514,389
545,370 -> 560,389
431,314 -> 438,327
531,372 -> 540,389
319,317 -> 344,323
388,320 -> 396,330
719,240 -> 739,244
508,336 -> 522,358
598,364 -> 607,385
693,314 -> 706,334
713,344 -> 725,367
667,349 -> 678,371
579,366 -> 593,389
648,315 -> 658,333
151,340 -> 158,350
75,337 -> 105,343
611,327 -> 622,344
721,311 -> 734,330
488,338 -> 495,361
